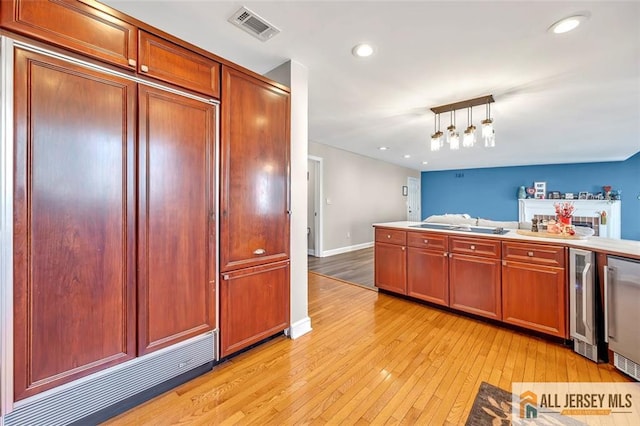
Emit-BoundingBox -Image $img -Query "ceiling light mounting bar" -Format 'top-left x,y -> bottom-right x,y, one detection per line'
430,95 -> 494,115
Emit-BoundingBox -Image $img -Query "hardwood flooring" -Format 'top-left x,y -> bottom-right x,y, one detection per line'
308,247 -> 374,288
105,273 -> 630,425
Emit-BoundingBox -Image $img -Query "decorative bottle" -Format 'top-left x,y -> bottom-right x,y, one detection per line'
518,186 -> 526,199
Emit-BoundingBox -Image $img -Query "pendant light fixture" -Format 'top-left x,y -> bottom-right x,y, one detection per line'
430,113 -> 443,151
463,107 -> 476,148
429,94 -> 494,153
447,110 -> 460,150
481,101 -> 495,147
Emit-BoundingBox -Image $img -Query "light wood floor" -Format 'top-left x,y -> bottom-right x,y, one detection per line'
308,247 -> 374,288
105,272 -> 629,425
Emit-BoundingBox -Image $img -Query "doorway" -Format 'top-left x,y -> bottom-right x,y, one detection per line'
407,176 -> 421,221
307,156 -> 323,256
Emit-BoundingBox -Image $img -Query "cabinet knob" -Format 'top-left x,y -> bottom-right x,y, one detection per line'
253,248 -> 266,255
401,246 -> 405,251
443,252 -> 448,257
503,260 -> 507,266
141,64 -> 149,73
128,58 -> 136,67
423,239 -> 428,244
387,235 -> 391,238
527,251 -> 534,257
470,245 -> 476,250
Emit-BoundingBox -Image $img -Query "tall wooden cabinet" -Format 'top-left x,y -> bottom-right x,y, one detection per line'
11,46 -> 218,400
220,66 -> 291,357
137,85 -> 217,355
12,47 -> 138,400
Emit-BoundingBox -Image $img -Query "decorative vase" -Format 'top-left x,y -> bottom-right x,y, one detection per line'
559,216 -> 572,226
518,186 -> 526,199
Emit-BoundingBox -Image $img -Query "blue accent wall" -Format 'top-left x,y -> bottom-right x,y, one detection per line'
420,151 -> 640,240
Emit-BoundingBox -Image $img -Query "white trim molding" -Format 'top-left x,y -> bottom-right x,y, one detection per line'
286,317 -> 312,339
321,241 -> 374,258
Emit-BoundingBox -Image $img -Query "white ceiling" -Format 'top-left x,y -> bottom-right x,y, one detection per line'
104,0 -> 640,171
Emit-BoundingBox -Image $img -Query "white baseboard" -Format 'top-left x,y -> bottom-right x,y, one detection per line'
320,241 -> 373,258
307,249 -> 315,256
285,317 -> 312,339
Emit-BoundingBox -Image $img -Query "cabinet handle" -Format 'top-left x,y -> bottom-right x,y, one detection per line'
128,58 -> 136,67
141,64 -> 149,73
387,235 -> 391,238
527,251 -> 534,257
423,239 -> 428,244
502,260 -> 507,266
401,246 -> 405,251
470,245 -> 476,250
443,252 -> 448,257
253,248 -> 266,255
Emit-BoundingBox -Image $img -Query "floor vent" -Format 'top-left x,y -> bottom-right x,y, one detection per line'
5,332 -> 215,426
573,340 -> 598,362
614,352 -> 640,381
228,6 -> 280,41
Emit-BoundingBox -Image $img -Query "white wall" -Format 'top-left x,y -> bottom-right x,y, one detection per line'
265,61 -> 311,339
309,141 -> 420,255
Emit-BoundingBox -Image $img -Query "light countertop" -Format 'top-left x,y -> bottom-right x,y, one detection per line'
373,221 -> 640,260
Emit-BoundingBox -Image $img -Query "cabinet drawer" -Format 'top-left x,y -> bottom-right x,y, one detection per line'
502,242 -> 565,268
407,232 -> 447,251
375,228 -> 406,245
450,236 -> 500,258
1,0 -> 138,69
139,30 -> 220,98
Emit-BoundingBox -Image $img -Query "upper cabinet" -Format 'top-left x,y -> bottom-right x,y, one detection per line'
0,1 -> 221,97
0,0 -> 138,69
138,30 -> 220,98
220,66 -> 291,272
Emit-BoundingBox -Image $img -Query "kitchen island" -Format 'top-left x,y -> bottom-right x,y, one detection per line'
373,221 -> 640,340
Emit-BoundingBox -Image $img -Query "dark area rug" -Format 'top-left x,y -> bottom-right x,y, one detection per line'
465,382 -> 513,425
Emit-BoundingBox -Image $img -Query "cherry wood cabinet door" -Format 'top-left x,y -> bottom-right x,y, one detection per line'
449,254 -> 502,320
375,242 -> 407,294
220,261 -> 290,357
1,0 -> 137,69
407,247 -> 449,306
137,85 -> 216,355
12,48 -> 137,401
502,261 -> 567,338
138,30 -> 220,98
220,66 -> 290,271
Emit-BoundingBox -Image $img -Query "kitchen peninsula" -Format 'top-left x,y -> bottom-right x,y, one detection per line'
373,221 -> 640,340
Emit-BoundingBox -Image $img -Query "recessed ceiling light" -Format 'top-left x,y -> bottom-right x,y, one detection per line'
378,146 -> 389,151
403,154 -> 411,159
352,43 -> 374,58
548,13 -> 590,34
422,161 -> 429,165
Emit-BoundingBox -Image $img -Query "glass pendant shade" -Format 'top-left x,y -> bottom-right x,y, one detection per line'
463,125 -> 476,147
449,131 -> 460,150
446,110 -> 457,146
430,131 -> 443,151
482,118 -> 495,147
430,113 -> 443,151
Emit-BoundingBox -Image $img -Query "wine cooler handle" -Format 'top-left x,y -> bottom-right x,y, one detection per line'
604,266 -> 609,343
582,262 -> 590,327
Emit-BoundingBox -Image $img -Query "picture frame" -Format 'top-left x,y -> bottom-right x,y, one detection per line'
534,181 -> 546,199
402,185 -> 408,196
565,192 -> 575,200
578,191 -> 588,200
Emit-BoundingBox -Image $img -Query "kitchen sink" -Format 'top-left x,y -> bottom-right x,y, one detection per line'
410,223 -> 510,235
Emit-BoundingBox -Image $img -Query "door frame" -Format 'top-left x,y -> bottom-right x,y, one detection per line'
308,155 -> 323,257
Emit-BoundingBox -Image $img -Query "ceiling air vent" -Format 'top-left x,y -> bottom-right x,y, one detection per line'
228,6 -> 281,42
